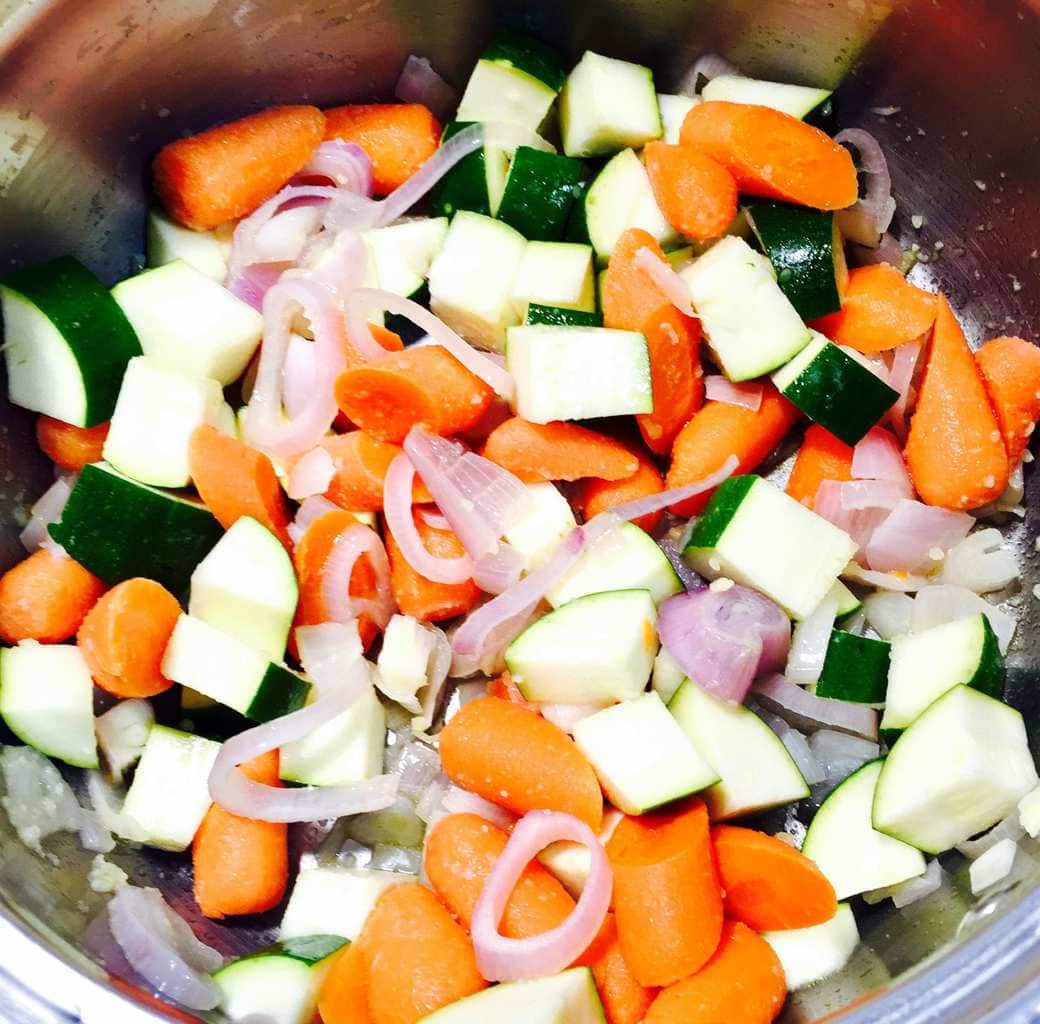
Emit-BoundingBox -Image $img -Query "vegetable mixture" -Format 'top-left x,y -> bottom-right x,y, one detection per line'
1,32 -> 1039,1024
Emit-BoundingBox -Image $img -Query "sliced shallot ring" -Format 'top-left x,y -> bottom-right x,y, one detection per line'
704,375 -> 763,411
384,453 -> 474,584
634,246 -> 696,317
471,809 -> 612,982
320,520 -> 395,629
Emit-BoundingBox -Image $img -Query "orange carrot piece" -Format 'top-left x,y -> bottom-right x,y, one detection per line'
77,578 -> 181,698
680,100 -> 857,210
486,670 -> 538,710
0,549 -> 105,645
483,418 -> 640,484
602,229 -> 673,334
577,451 -> 665,533
189,425 -> 292,548
785,424 -> 854,508
439,697 -> 604,830
592,917 -> 659,1024
193,750 -> 288,919
360,883 -> 486,1024
643,921 -> 787,1024
324,104 -> 441,197
606,800 -> 724,988
666,385 -> 800,516
976,335 -> 1040,467
293,509 -> 380,647
335,346 -> 493,444
318,943 -> 373,1024
36,416 -> 109,472
153,105 -> 326,229
343,324 -> 406,372
712,825 -> 837,931
812,263 -> 937,354
905,296 -> 1009,509
644,142 -> 738,241
385,511 -> 481,623
320,432 -> 431,511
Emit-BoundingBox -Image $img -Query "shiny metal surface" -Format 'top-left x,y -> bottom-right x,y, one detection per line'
1,0 -> 1040,1020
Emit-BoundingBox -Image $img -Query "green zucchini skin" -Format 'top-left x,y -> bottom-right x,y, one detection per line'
747,201 -> 845,321
496,147 -> 585,241
524,303 -> 603,327
429,121 -> 492,219
816,630 -> 891,704
481,30 -> 567,92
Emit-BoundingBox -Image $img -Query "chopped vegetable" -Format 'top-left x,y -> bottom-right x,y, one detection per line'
36,416 -> 109,472
975,335 -> 1040,466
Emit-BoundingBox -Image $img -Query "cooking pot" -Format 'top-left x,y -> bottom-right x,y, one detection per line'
1,0 -> 1040,1020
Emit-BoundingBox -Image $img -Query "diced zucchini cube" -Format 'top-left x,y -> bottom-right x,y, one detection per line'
511,242 -> 596,317
503,482 -> 577,572
147,208 -> 230,280
658,93 -> 700,144
280,865 -> 406,942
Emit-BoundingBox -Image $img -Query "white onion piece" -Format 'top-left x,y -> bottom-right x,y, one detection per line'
209,656 -> 399,821
384,453 -> 474,584
835,128 -> 896,246
839,480 -> 908,512
939,529 -> 1020,594
419,508 -> 452,531
347,288 -> 516,399
282,334 -> 317,420
864,499 -> 973,573
756,708 -> 825,785
786,591 -> 839,685
20,475 -> 74,554
864,858 -> 943,907
704,375 -> 764,411
287,446 -> 336,501
957,810 -> 1025,861
969,838 -> 1020,895
862,591 -> 914,640
814,481 -> 890,552
841,561 -> 929,593
245,275 -> 354,456
296,140 -> 373,193
86,770 -> 149,843
473,544 -> 526,595
442,785 -> 518,830
471,810 -> 611,981
387,736 -> 442,798
682,52 -> 741,93
754,673 -> 879,740
539,702 -> 609,735
885,340 -> 922,439
296,621 -> 364,692
634,247 -> 696,316
416,773 -> 451,823
395,54 -> 457,120
96,699 -> 154,785
288,495 -> 341,546
912,584 -> 1015,654
809,729 -> 880,783
320,521 -> 394,630
1,745 -> 82,852
108,886 -> 222,1011
251,205 -> 323,264
852,427 -> 913,490
404,426 -> 529,562
413,626 -> 452,737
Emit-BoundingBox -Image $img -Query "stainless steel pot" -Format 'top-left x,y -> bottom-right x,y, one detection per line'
1,0 -> 1040,1020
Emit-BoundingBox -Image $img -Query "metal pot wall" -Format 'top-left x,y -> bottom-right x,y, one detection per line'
1,0 -> 1039,1020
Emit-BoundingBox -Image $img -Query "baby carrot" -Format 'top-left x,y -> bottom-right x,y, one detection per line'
602,228 -> 673,333
486,669 -> 538,710
976,335 -> 1040,467
36,416 -> 109,472
482,418 -> 640,483
812,263 -> 936,354
644,142 -> 738,241
577,450 -> 665,533
324,104 -> 441,196
320,432 -> 431,511
334,346 -> 493,444
77,578 -> 181,698
592,917 -> 658,1024
643,921 -> 787,1024
318,943 -> 373,1024
153,105 -> 326,229
905,296 -> 1009,509
666,385 -> 800,516
785,424 -> 854,508
439,697 -> 604,830
189,425 -> 292,548
360,883 -> 486,1024
344,323 -> 406,369
385,511 -> 481,622
293,509 -> 381,647
0,549 -> 105,644
192,750 -> 288,919
680,101 -> 857,210
712,825 -> 837,931
605,799 -> 723,988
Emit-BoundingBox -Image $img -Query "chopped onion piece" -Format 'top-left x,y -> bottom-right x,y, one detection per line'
786,591 -> 838,685
839,479 -> 908,511
295,140 -> 373,194
96,699 -> 154,785
658,586 -> 790,703
756,709 -> 825,785
852,427 -> 913,490
864,858 -> 943,907
808,729 -> 880,785
394,54 -> 457,120
319,521 -> 394,630
384,454 -> 474,584
864,499 -> 973,573
386,736 -> 442,799
969,838 -> 1020,894
682,52 -> 740,94
416,773 -> 451,824
419,508 -> 452,531
939,528 -> 1019,594
814,481 -> 890,551
911,584 -> 1015,654
754,673 -> 878,740
86,770 -> 148,843
108,886 -> 222,1010
442,784 -> 518,830
862,591 -> 914,640
288,495 -> 341,546
287,445 -> 336,501
539,702 -> 609,735
835,129 -> 896,246
473,544 -> 526,595
842,561 -> 929,593
957,810 -> 1025,860
1,745 -> 83,853
471,810 -> 611,981
20,475 -> 74,554
704,375 -> 763,411
634,246 -> 695,316
885,341 -> 922,439
413,626 -> 452,737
